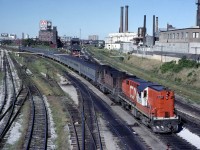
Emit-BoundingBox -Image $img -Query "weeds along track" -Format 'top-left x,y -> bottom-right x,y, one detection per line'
64,72 -> 103,150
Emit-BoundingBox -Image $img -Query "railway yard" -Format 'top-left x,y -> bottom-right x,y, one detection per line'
0,46 -> 200,150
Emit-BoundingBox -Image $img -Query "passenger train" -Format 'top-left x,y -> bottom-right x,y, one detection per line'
21,47 -> 179,133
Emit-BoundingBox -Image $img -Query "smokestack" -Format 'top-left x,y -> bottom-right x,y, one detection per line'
156,17 -> 158,33
125,5 -> 129,32
143,15 -> 146,45
153,15 -> 155,45
120,6 -> 124,33
196,0 -> 200,26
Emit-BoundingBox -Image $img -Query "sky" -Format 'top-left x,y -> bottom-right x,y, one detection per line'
0,0 -> 197,40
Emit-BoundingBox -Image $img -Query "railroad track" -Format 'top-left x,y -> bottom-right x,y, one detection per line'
0,51 -> 29,147
64,95 -> 82,150
23,84 -> 48,150
0,86 -> 28,144
175,96 -> 200,122
157,133 -> 198,150
175,96 -> 200,136
64,71 -> 148,150
0,54 -> 7,115
64,72 -> 103,150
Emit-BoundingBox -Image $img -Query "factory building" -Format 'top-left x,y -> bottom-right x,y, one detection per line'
38,20 -> 58,47
156,27 -> 200,54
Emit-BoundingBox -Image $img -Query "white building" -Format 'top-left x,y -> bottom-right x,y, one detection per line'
9,34 -> 17,39
105,32 -> 137,51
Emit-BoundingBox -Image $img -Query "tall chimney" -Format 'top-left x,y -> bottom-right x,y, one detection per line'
125,5 -> 129,32
143,15 -> 146,45
156,17 -> 158,33
196,0 -> 200,26
120,6 -> 124,33
153,15 -> 155,45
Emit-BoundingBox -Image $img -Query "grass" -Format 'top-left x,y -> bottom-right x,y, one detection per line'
160,56 -> 198,73
87,46 -> 200,104
47,96 -> 71,150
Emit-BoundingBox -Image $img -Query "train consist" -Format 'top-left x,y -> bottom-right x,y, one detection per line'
21,47 -> 179,133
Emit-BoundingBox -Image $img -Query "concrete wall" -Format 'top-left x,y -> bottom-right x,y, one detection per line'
132,53 -> 180,63
155,42 -> 189,53
155,42 -> 200,54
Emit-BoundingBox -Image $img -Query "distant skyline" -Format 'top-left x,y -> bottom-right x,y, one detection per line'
0,0 -> 197,39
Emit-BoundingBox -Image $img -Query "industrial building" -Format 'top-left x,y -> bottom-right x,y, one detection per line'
106,1 -> 200,56
38,20 -> 58,47
156,27 -> 200,54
